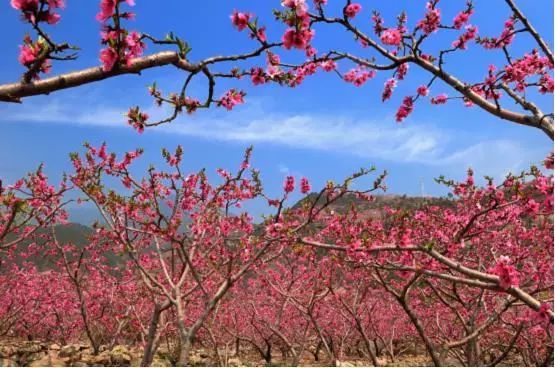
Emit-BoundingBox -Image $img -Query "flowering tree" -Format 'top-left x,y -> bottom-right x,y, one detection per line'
299,159 -> 554,365
66,142 -> 383,366
0,1 -> 553,367
0,167 -> 68,253
1,0 -> 552,138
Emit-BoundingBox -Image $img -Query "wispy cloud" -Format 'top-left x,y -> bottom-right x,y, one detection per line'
0,97 -> 545,177
1,99 -> 124,127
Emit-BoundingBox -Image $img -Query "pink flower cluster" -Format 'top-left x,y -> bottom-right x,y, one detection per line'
544,152 -> 554,170
313,0 -> 327,8
97,1 -> 145,72
282,176 -> 310,194
280,0 -> 315,53
489,256 -> 519,289
479,18 -> 515,49
99,30 -> 145,71
416,85 -> 429,96
18,37 -> 51,79
382,78 -> 397,101
452,25 -> 478,49
300,177 -> 311,194
344,3 -> 362,19
417,1 -> 441,35
538,74 -> 554,94
231,10 -> 267,42
284,176 -> 295,193
282,0 -> 308,16
396,63 -> 409,80
380,28 -> 402,46
320,60 -> 337,72
344,67 -> 376,87
250,67 -> 267,85
395,96 -> 414,122
230,11 -> 251,31
97,0 -> 135,22
430,93 -> 448,104
503,50 -> 554,93
218,89 -> 246,110
453,8 -> 473,29
282,28 -> 315,50
533,303 -> 552,324
126,106 -> 148,133
11,0 -> 65,25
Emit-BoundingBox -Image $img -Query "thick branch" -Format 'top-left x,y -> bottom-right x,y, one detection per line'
414,57 -> 554,139
504,0 -> 554,64
0,51 -> 198,103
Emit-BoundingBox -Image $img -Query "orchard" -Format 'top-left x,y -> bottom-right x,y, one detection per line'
0,0 -> 553,367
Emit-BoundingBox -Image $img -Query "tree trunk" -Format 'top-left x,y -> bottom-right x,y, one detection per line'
141,303 -> 166,367
176,334 -> 193,367
398,297 -> 443,366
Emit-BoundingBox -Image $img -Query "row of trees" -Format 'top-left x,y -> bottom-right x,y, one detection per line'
0,143 -> 552,366
0,0 -> 553,366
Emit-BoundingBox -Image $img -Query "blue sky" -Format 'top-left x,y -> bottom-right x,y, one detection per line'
0,0 -> 553,222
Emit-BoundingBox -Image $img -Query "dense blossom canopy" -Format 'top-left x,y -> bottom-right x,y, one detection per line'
0,0 -> 553,367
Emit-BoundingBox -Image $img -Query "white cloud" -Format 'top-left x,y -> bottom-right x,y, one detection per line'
164,113 -> 445,163
278,164 -> 290,174
1,99 -> 124,127
0,98 -> 545,177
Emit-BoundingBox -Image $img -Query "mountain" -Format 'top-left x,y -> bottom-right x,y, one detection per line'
293,192 -> 454,218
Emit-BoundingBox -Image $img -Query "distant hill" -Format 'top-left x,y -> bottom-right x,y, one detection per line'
9,223 -> 124,271
7,194 -> 453,270
293,193 -> 454,219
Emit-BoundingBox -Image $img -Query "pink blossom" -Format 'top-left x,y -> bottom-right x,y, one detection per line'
453,9 -> 473,29
267,52 -> 280,66
431,93 -> 448,104
539,74 -> 554,94
320,60 -> 336,72
230,11 -> 251,31
18,44 -> 38,65
489,256 -> 519,289
96,0 -> 134,22
382,78 -> 397,101
11,0 -> 39,11
533,303 -> 552,324
543,152 -> 554,170
219,89 -> 246,110
96,0 -> 116,22
344,3 -> 362,18
124,31 -> 145,63
254,27 -> 267,42
300,177 -> 311,194
396,63 -> 409,80
417,2 -> 441,34
48,0 -> 65,8
126,106 -> 148,133
399,229 -> 412,247
282,0 -> 308,17
452,25 -> 478,49
380,28 -> 402,46
344,68 -> 376,87
417,85 -> 429,96
45,12 -> 61,24
250,67 -> 266,85
502,50 -> 552,92
395,96 -> 414,122
282,28 -> 314,50
479,18 -> 515,49
284,176 -> 295,193
100,47 -> 118,71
